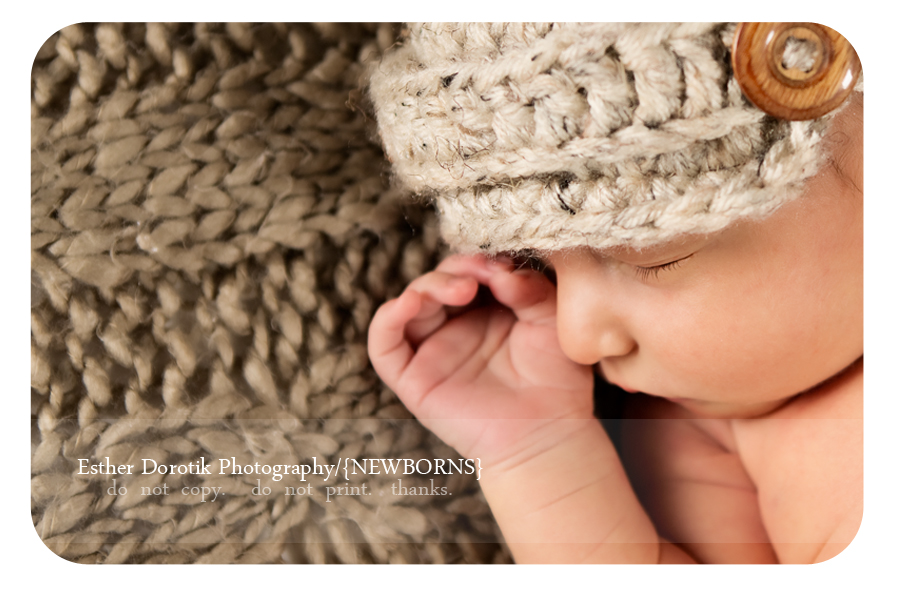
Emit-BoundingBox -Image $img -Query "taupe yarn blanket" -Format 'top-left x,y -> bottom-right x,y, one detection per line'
31,23 -> 508,564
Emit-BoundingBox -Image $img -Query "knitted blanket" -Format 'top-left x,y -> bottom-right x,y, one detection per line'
31,23 -> 508,564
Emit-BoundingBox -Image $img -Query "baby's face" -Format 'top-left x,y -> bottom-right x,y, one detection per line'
539,96 -> 863,418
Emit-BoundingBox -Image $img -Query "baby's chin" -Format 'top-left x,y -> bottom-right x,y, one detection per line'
657,395 -> 790,419
596,364 -> 790,419
673,356 -> 865,419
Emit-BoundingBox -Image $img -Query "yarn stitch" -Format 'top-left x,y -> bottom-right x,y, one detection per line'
31,23 -> 508,564
368,23 -> 837,253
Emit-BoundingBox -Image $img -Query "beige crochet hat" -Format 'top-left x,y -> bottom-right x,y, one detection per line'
368,23 -> 860,253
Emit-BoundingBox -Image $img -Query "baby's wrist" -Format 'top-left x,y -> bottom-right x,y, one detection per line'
476,417 -> 658,561
479,416 -> 605,476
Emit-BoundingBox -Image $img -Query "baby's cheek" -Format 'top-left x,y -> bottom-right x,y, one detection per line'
647,293 -> 777,395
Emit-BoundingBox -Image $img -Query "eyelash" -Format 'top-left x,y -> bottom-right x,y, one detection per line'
517,252 -> 692,284
634,255 -> 693,282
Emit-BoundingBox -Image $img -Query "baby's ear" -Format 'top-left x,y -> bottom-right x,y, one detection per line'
825,93 -> 863,195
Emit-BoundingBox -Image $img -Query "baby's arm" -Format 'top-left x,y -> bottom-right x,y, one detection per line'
622,397 -> 779,564
478,417 -> 694,563
368,255 -> 690,563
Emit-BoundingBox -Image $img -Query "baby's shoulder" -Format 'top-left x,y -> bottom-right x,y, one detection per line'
734,357 -> 862,461
734,358 -> 863,562
619,359 -> 862,563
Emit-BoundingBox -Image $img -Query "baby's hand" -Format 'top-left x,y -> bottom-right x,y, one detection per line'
368,254 -> 593,466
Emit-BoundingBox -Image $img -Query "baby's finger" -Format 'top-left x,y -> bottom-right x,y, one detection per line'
433,254 -> 558,325
369,271 -> 480,384
484,264 -> 558,326
433,253 -> 506,280
368,290 -> 422,386
405,272 -> 479,346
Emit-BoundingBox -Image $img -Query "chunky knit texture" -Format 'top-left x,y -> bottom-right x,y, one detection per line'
369,23 -> 835,253
32,23 -> 508,564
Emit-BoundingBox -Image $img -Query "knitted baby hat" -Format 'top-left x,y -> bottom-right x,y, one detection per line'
369,23 -> 855,253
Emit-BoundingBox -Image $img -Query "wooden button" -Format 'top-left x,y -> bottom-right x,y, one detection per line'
732,23 -> 861,121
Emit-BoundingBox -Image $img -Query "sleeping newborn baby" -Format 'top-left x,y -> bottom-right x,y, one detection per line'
367,23 -> 863,563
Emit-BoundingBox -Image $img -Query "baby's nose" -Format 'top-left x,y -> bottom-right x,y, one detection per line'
554,264 -> 636,365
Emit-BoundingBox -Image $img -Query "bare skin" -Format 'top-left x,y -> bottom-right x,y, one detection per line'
368,94 -> 863,563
